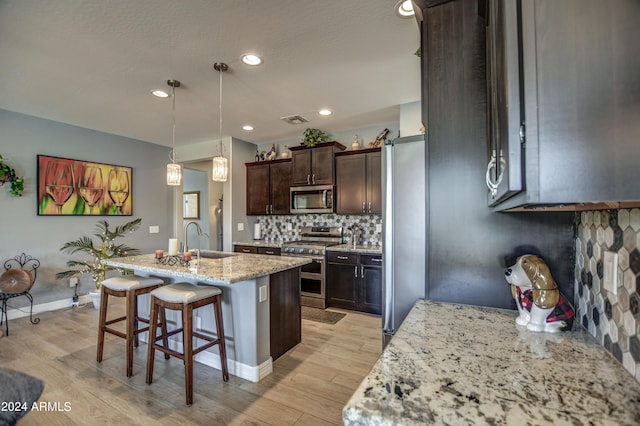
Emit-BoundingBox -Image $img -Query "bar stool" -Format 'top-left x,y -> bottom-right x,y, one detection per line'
146,282 -> 229,405
97,275 -> 167,377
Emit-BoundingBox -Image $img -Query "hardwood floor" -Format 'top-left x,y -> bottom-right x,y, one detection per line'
0,301 -> 381,425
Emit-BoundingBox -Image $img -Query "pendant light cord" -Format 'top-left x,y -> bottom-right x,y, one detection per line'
218,65 -> 223,156
172,83 -> 177,162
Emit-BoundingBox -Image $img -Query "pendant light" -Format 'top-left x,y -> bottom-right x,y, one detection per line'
166,79 -> 182,186
211,62 -> 229,182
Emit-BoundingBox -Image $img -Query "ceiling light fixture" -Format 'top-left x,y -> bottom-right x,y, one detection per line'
166,80 -> 182,186
152,89 -> 169,98
395,0 -> 415,17
242,125 -> 254,131
241,54 -> 263,66
212,62 -> 229,182
318,109 -> 332,116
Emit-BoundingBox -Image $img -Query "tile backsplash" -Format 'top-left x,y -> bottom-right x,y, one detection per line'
255,214 -> 382,246
575,209 -> 640,382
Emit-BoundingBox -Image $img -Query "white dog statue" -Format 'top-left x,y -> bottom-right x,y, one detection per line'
505,254 -> 574,333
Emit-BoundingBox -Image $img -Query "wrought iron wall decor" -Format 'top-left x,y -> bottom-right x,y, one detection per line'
37,155 -> 133,216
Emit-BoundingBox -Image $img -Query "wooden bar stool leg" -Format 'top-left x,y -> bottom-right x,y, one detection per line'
133,292 -> 140,348
159,307 -> 170,360
183,303 -> 194,405
125,290 -> 136,377
96,287 -> 109,363
146,296 -> 159,385
213,296 -> 229,381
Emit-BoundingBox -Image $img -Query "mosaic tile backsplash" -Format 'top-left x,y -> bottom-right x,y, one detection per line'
255,214 -> 382,246
575,209 -> 640,382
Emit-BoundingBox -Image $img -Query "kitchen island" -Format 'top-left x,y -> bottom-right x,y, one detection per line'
343,300 -> 640,425
103,252 -> 310,382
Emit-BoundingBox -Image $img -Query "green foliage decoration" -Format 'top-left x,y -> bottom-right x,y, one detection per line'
302,128 -> 330,148
55,218 -> 142,289
0,154 -> 25,196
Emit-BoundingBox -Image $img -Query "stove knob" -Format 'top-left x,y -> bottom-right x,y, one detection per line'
297,248 -> 304,254
312,249 -> 319,255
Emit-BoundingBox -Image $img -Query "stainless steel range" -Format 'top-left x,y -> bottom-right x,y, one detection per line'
282,226 -> 342,309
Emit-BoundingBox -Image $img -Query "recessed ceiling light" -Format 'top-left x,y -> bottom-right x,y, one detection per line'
395,0 -> 415,18
241,54 -> 263,66
152,89 -> 169,98
242,124 -> 254,131
318,109 -> 332,116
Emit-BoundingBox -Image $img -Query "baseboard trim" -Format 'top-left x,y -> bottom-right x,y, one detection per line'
5,295 -> 91,321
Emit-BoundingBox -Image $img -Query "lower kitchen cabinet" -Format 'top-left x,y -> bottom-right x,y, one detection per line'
326,251 -> 382,315
233,245 -> 257,254
269,267 -> 301,360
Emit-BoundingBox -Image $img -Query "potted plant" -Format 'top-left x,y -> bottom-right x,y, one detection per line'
56,218 -> 142,308
301,128 -> 330,147
0,154 -> 25,196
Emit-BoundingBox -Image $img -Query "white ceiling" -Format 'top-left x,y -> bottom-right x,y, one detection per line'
0,0 -> 421,148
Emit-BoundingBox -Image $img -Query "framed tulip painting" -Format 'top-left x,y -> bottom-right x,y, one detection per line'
37,155 -> 133,216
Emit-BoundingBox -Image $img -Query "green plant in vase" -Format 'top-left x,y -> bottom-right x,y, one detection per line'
0,154 -> 25,196
55,218 -> 142,289
302,128 -> 330,147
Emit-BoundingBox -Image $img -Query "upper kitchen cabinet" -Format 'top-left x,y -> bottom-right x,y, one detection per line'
484,0 -> 640,211
246,159 -> 291,215
335,148 -> 382,214
290,141 -> 346,186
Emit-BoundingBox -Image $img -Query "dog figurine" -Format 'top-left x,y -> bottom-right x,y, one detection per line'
504,255 -> 574,333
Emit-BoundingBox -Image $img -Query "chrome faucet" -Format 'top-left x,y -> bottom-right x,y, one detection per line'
184,221 -> 203,253
349,224 -> 362,249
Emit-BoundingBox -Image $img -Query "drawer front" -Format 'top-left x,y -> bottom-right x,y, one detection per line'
234,245 -> 258,254
360,254 -> 383,267
258,247 -> 281,256
326,251 -> 358,264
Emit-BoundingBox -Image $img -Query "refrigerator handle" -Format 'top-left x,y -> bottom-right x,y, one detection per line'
382,142 -> 394,335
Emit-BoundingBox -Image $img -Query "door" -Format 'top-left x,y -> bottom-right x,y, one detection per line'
366,151 -> 382,214
246,164 -> 269,215
326,262 -> 357,310
269,161 -> 291,214
336,154 -> 366,214
485,0 -> 523,205
310,146 -> 335,185
291,149 -> 312,185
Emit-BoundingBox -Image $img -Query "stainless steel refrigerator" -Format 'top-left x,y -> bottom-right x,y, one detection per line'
382,134 -> 427,347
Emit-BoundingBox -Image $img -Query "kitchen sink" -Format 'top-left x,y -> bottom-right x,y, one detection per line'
194,250 -> 237,259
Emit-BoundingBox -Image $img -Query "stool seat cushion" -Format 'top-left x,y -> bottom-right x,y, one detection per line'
102,275 -> 164,291
151,282 -> 222,304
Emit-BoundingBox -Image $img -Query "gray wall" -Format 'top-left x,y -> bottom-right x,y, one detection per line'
0,109 -> 173,305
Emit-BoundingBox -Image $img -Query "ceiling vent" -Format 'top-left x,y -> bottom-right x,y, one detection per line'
280,114 -> 309,125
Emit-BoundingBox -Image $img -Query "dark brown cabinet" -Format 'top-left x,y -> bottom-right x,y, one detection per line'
233,245 -> 257,254
269,267 -> 301,360
326,251 -> 382,315
245,159 -> 291,215
289,141 -> 346,186
335,149 -> 381,214
482,0 -> 640,210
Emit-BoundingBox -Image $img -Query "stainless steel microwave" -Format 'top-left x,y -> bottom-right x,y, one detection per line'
290,185 -> 334,214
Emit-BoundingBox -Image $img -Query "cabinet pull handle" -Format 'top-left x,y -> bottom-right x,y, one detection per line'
266,205 -> 269,214
307,174 -> 311,185
362,201 -> 366,213
372,258 -> 382,263
368,201 -> 371,213
270,204 -> 273,214
242,249 -> 252,253
361,265 -> 365,277
485,149 -> 506,198
354,265 -> 358,278
264,250 -> 275,255
337,255 -> 349,260
312,174 -> 316,184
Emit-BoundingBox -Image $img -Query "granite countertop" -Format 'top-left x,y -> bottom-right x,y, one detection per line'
327,244 -> 382,254
103,252 -> 310,284
343,300 -> 640,426
233,240 -> 285,248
